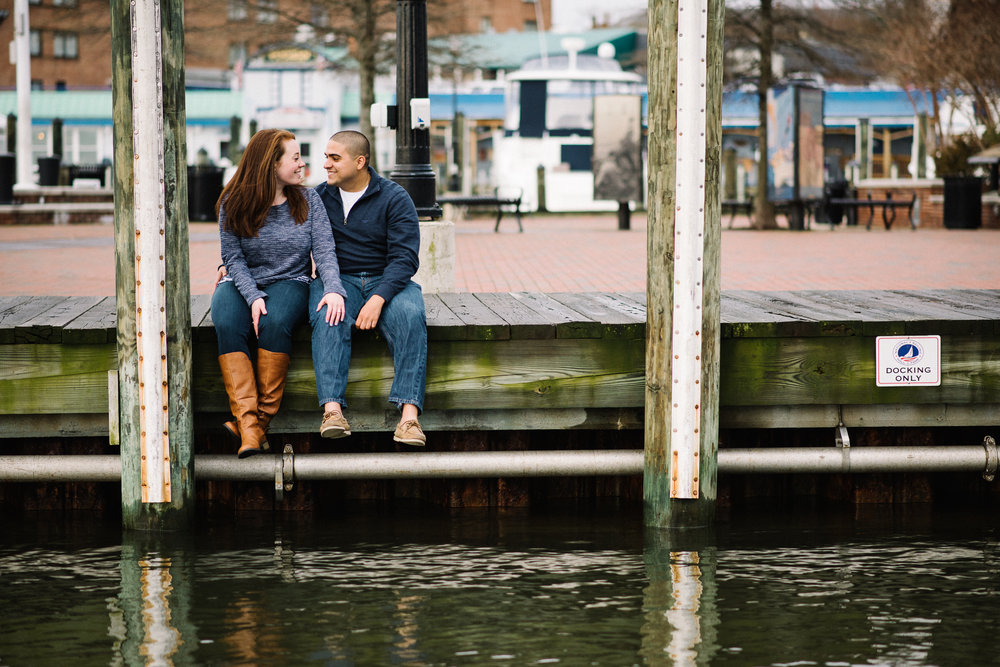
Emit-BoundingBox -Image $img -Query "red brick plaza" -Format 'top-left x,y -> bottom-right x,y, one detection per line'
1,212 -> 999,297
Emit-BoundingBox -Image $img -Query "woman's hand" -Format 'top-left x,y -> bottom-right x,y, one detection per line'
316,292 -> 346,326
251,298 -> 267,336
214,265 -> 228,290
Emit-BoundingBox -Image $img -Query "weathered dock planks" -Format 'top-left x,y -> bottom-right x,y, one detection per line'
2,290 -> 1000,438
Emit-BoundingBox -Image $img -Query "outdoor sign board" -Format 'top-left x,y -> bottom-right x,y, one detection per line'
875,335 -> 941,387
766,84 -> 824,202
593,94 -> 643,203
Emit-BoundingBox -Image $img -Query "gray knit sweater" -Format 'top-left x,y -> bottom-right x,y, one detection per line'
220,187 -> 346,305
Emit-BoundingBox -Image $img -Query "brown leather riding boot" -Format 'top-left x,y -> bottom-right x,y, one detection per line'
255,349 -> 290,451
218,351 -> 266,458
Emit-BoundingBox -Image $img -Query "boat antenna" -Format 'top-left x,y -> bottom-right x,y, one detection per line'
534,0 -> 548,67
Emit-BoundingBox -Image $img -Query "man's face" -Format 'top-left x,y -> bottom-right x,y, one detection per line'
323,139 -> 361,189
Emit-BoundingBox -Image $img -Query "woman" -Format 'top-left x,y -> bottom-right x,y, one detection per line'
211,128 -> 346,458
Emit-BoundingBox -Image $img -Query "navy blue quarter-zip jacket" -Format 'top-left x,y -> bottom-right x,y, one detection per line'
315,167 -> 420,303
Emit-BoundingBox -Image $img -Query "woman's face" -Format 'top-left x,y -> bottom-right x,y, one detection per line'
274,138 -> 305,188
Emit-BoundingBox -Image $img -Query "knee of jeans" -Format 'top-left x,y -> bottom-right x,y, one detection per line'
387,296 -> 426,328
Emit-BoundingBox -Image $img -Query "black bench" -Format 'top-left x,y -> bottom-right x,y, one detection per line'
438,187 -> 524,232
722,197 -> 820,230
68,164 -> 108,188
721,199 -> 753,228
828,192 -> 917,230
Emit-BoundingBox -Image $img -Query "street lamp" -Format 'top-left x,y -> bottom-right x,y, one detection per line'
389,0 -> 441,219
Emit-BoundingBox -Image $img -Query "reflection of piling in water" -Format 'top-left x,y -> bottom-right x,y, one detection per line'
642,530 -> 720,665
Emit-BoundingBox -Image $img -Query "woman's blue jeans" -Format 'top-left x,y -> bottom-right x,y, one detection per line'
309,273 -> 427,412
211,279 -> 308,357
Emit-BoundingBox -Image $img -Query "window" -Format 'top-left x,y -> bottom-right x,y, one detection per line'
29,30 -> 41,57
258,0 -> 277,23
53,33 -> 78,59
227,0 -> 247,21
310,3 -> 329,28
75,127 -> 98,164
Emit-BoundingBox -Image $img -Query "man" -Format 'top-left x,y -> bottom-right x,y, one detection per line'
308,130 -> 428,446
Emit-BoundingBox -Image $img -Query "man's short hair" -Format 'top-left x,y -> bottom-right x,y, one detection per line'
331,130 -> 371,165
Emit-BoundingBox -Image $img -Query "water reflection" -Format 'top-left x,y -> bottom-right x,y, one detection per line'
642,530 -> 719,666
2,507 -> 1000,665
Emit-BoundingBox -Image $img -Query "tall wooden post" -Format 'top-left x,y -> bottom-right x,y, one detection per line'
644,0 -> 724,528
111,0 -> 193,530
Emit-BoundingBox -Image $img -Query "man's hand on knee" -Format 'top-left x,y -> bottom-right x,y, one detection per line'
356,295 -> 385,330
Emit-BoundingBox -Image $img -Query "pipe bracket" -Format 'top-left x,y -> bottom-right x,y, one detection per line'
836,423 -> 851,449
983,436 -> 998,482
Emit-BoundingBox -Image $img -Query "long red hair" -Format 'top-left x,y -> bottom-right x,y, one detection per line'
216,128 -> 308,237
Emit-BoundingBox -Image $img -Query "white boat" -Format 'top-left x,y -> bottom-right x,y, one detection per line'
493,40 -> 644,212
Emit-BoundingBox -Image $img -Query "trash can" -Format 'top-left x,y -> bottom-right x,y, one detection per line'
187,165 -> 225,222
0,153 -> 14,203
943,176 -> 982,229
38,155 -> 61,186
822,179 -> 849,225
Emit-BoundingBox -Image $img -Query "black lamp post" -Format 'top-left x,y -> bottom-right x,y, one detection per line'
390,0 -> 441,219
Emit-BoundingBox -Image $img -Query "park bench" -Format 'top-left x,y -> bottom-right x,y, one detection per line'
68,164 -> 109,188
722,197 -> 820,230
721,199 -> 753,228
437,187 -> 524,232
828,191 -> 917,230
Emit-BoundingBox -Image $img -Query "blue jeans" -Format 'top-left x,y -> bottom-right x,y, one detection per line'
309,274 -> 427,412
211,279 -> 308,356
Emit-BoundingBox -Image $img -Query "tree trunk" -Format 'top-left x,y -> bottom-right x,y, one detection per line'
754,0 -> 777,229
358,4 -> 378,170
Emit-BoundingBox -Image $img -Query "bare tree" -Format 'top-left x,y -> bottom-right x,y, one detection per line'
845,0 -> 1000,158
233,0 -> 465,170
725,1 -> 860,229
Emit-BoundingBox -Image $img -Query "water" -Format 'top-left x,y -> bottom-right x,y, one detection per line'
2,504 -> 1000,666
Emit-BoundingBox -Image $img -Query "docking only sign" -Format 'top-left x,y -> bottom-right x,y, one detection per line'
876,335 -> 941,387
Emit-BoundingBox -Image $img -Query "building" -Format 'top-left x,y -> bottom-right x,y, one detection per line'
0,0 -> 551,90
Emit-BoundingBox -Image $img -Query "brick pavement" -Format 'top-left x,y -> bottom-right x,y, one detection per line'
2,212 -> 1000,296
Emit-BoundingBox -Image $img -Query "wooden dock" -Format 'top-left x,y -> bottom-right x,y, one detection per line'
3,290 -> 1000,441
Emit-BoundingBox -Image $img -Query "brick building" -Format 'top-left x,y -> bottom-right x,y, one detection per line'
0,0 -> 551,90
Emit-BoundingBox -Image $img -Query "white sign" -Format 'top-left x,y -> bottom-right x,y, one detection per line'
876,335 -> 941,387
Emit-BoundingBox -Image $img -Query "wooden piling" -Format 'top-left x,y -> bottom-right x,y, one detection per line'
644,0 -> 724,528
111,0 -> 193,530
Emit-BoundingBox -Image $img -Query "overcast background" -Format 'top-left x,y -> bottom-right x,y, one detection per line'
550,0 -> 647,31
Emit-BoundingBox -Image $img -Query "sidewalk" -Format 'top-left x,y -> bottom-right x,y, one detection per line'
1,212 -> 999,296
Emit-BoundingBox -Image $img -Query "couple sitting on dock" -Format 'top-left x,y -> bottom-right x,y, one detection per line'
211,129 -> 427,458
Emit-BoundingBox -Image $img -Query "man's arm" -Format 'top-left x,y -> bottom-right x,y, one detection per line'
373,187 -> 420,303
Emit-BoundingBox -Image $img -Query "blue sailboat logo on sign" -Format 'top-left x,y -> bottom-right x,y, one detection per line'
894,341 -> 922,363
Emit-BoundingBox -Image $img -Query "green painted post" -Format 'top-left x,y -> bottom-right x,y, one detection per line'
228,115 -> 241,164
111,0 -> 193,530
644,0 -> 723,528
916,112 -> 928,179
857,118 -> 870,181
